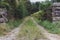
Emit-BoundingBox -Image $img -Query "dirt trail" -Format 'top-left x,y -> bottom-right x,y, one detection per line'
0,17 -> 60,40
0,17 -> 29,40
31,17 -> 60,40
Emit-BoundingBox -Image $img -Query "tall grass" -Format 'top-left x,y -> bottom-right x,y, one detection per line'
34,17 -> 60,34
0,19 -> 23,36
7,19 -> 23,29
17,18 -> 48,40
39,20 -> 60,34
0,23 -> 10,36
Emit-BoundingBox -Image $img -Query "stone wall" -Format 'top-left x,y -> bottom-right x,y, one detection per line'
52,3 -> 60,22
0,8 -> 8,23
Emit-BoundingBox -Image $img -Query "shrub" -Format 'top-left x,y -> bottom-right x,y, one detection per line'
32,10 -> 45,20
39,20 -> 60,34
0,19 -> 23,36
7,19 -> 22,29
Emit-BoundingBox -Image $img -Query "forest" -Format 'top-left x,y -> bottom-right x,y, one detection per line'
0,0 -> 52,19
0,0 -> 60,40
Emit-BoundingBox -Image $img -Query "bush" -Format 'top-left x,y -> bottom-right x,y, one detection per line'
7,19 -> 22,29
0,19 -> 23,36
39,20 -> 60,34
32,10 -> 45,20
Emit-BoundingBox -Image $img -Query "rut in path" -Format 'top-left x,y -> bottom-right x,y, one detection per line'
31,17 -> 60,40
0,17 -> 29,40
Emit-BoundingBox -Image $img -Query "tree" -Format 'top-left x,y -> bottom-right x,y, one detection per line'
51,0 -> 60,2
40,0 -> 51,11
15,0 -> 29,18
51,0 -> 57,2
25,0 -> 32,14
0,0 -> 10,9
56,0 -> 60,2
3,0 -> 21,19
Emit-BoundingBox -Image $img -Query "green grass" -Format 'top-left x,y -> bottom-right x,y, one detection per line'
0,19 -> 23,36
7,19 -> 23,29
39,20 -> 60,34
17,18 -> 48,40
34,17 -> 60,34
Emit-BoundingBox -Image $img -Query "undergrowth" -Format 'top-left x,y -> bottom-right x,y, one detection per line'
0,19 -> 23,36
34,17 -> 60,34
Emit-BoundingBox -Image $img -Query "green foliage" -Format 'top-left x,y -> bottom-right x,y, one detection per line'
31,2 -> 39,14
32,10 -> 60,34
32,0 -> 52,21
0,0 -> 10,9
7,19 -> 23,29
0,19 -> 22,36
40,1 -> 51,11
0,16 -> 24,36
32,11 -> 45,20
0,0 -> 51,19
17,0 -> 28,18
57,0 -> 60,2
39,20 -> 60,34
25,0 -> 32,14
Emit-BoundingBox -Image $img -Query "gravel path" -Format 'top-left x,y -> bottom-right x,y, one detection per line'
31,17 -> 60,40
